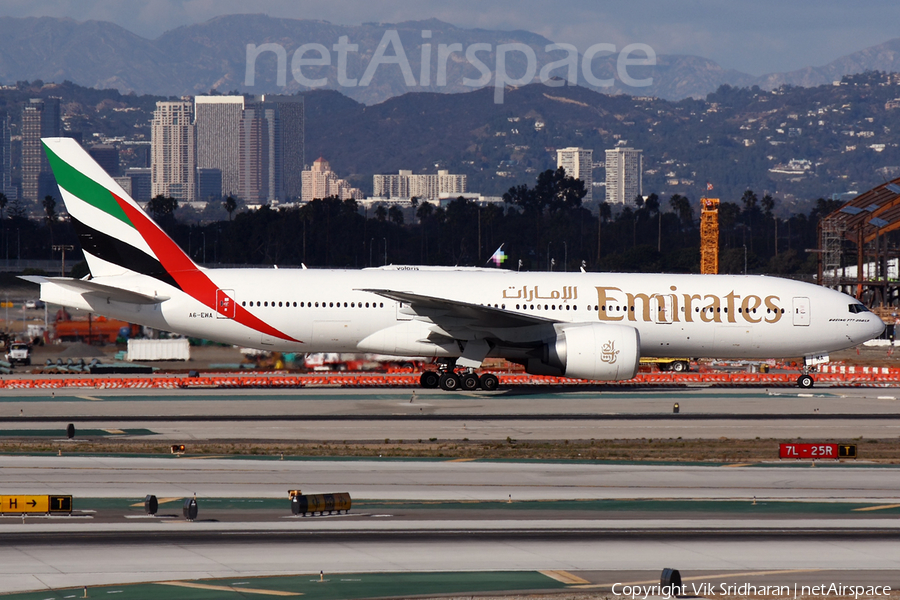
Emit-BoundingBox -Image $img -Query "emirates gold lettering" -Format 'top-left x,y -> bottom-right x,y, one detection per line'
590,286 -> 782,325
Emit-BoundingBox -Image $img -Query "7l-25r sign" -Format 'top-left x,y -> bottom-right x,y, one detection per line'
779,443 -> 857,459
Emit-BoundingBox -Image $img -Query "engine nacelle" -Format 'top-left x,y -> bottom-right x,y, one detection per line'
527,323 -> 640,381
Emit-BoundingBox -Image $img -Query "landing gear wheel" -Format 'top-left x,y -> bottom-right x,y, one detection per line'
460,372 -> 480,390
420,371 -> 439,389
439,372 -> 461,391
672,361 -> 688,373
479,373 -> 500,391
797,374 -> 814,389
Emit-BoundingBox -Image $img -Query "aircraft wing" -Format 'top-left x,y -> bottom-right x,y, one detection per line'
19,276 -> 169,305
360,288 -> 556,336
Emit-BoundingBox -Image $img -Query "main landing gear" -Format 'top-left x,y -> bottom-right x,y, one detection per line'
419,360 -> 499,391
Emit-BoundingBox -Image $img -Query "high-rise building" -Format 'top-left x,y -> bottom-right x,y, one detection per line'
238,105 -> 270,204
373,170 -> 467,201
197,168 -> 223,201
0,110 -> 15,200
605,147 -> 642,205
258,95 -> 304,200
239,95 -> 304,203
151,99 -> 195,201
556,147 -> 593,203
88,144 -> 120,177
301,157 -> 361,202
21,98 -> 61,200
194,96 -> 244,197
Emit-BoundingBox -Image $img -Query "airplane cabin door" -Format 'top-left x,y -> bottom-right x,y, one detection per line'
792,296 -> 810,326
216,289 -> 236,319
396,301 -> 414,321
654,294 -> 674,324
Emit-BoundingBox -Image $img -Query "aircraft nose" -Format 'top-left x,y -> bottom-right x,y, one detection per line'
869,314 -> 886,338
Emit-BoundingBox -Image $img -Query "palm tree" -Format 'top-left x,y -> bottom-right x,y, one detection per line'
43,195 -> 57,248
223,196 -> 237,221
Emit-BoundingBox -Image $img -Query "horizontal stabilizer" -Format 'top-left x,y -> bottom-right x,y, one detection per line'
19,276 -> 169,305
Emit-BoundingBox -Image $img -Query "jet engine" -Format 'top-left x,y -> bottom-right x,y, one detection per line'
526,323 -> 640,381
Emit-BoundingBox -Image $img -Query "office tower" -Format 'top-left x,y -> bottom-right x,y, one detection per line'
258,95 -> 304,200
151,99 -> 195,201
238,105 -> 270,204
605,147 -> 643,205
194,96 -> 244,197
0,110 -> 14,199
197,168 -> 223,201
240,95 -> 304,202
21,98 -> 61,200
88,144 -> 120,177
556,147 -> 593,203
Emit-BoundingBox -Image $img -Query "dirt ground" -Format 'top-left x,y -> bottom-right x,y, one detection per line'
2,437 -> 898,463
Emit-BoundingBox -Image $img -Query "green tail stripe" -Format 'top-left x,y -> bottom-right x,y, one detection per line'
43,141 -> 134,228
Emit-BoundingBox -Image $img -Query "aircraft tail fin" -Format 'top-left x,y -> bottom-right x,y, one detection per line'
41,137 -> 198,288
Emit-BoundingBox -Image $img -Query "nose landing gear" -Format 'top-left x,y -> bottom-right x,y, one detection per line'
797,363 -> 816,389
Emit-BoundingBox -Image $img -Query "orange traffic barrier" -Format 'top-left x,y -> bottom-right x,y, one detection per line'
4,369 -> 900,390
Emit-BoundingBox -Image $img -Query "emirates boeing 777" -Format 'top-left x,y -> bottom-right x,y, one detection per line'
27,138 -> 884,389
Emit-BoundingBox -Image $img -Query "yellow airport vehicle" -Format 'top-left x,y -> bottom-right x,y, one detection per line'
640,357 -> 691,372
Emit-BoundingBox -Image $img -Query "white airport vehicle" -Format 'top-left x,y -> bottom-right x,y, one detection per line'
26,138 -> 884,390
6,342 -> 30,366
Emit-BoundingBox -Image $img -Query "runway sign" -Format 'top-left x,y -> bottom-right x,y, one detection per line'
779,443 -> 856,459
0,495 -> 72,514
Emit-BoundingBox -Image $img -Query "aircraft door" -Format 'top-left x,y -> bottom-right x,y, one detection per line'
216,289 -> 236,319
792,296 -> 810,326
654,294 -> 674,324
396,301 -> 414,321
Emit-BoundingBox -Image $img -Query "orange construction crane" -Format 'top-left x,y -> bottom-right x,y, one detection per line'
700,197 -> 719,274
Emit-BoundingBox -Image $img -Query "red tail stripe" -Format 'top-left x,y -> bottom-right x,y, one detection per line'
113,194 -> 301,343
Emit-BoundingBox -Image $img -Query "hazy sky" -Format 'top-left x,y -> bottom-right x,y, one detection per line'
4,0 -> 899,76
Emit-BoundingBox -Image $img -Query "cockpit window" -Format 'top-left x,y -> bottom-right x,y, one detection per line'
848,303 -> 870,314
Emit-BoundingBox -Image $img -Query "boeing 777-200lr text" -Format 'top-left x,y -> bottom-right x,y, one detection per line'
27,138 -> 884,390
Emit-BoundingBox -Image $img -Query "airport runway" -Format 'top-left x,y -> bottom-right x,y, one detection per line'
1,455 -> 900,500
1,387 -> 899,597
1,387 -> 900,440
2,534 -> 900,595
0,455 -> 898,593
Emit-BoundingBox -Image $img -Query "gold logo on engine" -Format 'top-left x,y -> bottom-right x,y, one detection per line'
600,340 -> 619,364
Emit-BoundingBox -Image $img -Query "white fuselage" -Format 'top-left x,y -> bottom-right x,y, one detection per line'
40,267 -> 885,361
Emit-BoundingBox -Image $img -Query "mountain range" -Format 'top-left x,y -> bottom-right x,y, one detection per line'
3,15 -> 900,103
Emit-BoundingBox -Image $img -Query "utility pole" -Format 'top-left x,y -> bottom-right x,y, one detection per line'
52,245 -> 75,277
